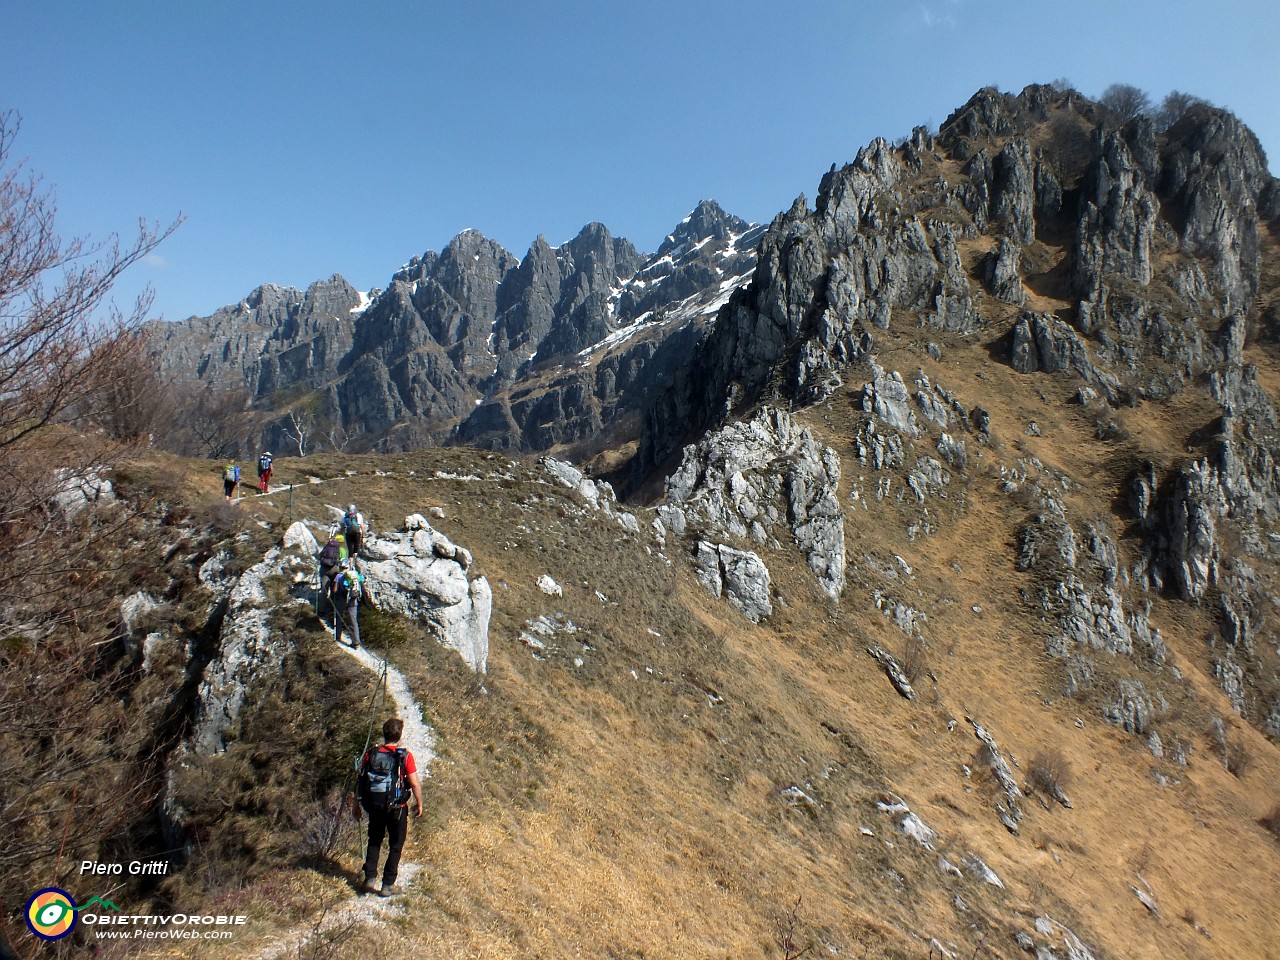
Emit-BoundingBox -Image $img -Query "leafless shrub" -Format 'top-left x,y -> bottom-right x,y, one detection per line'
1099,83 -> 1152,122
295,904 -> 361,960
286,408 -> 315,457
1155,90 -> 1208,131
191,499 -> 250,537
1027,749 -> 1073,796
1225,738 -> 1251,778
773,896 -> 812,959
1259,804 -> 1280,841
1210,719 -> 1251,778
901,635 -> 929,684
0,109 -> 183,924
294,788 -> 355,862
166,380 -> 255,458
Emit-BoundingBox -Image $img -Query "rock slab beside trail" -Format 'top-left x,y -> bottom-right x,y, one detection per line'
362,516 -> 492,672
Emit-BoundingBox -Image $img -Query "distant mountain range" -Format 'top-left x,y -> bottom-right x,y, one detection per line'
147,199 -> 762,460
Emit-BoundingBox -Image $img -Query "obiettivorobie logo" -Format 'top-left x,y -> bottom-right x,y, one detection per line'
26,884 -> 248,944
25,888 -> 120,941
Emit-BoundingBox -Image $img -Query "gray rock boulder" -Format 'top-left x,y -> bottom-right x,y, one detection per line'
693,541 -> 772,622
984,237 -> 1025,305
52,468 -> 116,517
666,407 -> 845,600
1105,679 -> 1154,735
362,518 -> 490,671
282,520 -> 319,555
857,363 -> 919,437
192,549 -> 293,754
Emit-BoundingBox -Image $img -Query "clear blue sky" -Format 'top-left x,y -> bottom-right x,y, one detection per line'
1,1 -> 1276,323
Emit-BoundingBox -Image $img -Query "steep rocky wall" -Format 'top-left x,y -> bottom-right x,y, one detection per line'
637,85 -> 1277,481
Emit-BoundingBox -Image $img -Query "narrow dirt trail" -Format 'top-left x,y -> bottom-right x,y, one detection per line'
255,638 -> 436,960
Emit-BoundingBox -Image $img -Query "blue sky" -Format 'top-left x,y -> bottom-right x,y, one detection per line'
1,1 -> 1276,322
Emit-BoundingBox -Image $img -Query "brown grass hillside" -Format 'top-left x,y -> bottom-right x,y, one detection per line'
96,361 -> 1280,960
89,175 -> 1280,957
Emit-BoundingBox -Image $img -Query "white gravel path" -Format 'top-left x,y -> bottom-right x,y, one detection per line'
256,636 -> 436,959
337,640 -> 437,775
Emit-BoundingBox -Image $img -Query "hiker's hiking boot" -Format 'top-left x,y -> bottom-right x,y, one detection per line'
363,876 -> 380,894
378,883 -> 396,898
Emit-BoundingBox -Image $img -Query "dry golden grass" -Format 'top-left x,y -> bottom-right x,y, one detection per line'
123,416 -> 1280,960
119,212 -> 1280,960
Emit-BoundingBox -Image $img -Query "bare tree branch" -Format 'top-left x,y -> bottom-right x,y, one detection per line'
286,408 -> 314,457
0,109 -> 184,933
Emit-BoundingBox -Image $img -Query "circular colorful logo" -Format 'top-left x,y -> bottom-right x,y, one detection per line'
26,888 -> 77,941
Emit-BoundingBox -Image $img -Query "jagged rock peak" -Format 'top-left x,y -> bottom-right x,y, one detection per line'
657,199 -> 753,256
939,83 -> 1099,150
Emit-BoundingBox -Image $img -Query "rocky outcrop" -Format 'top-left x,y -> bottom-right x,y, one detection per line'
1072,125 -> 1160,317
867,644 -> 915,700
1013,481 -> 1175,719
52,468 -> 116,517
1008,312 -> 1119,400
663,407 -> 845,601
541,457 -> 641,534
984,237 -> 1025,305
191,547 -> 300,754
191,512 -> 492,754
693,541 -> 773,623
969,718 -> 1023,834
362,514 -> 492,672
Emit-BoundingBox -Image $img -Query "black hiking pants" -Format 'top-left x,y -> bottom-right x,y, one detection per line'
363,805 -> 408,885
318,569 -> 338,615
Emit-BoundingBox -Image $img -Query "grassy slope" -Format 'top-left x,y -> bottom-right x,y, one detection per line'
142,368 -> 1280,960
144,132 -> 1280,958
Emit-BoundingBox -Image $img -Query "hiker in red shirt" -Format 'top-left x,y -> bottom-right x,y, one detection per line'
256,452 -> 273,493
352,717 -> 423,897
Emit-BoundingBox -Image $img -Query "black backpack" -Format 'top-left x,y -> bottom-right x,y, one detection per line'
318,539 -> 342,572
258,455 -> 272,472
358,747 -> 409,812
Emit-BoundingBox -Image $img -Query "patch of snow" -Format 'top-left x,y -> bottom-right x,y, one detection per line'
640,255 -> 674,275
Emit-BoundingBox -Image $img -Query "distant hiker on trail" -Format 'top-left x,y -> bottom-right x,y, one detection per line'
354,717 -> 423,898
342,504 -> 366,557
257,451 -> 273,493
316,532 -> 348,616
332,559 -> 366,648
223,461 -> 240,503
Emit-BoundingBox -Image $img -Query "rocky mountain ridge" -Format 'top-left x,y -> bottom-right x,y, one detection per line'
152,83 -> 1280,740
148,199 -> 761,456
624,84 -> 1280,740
